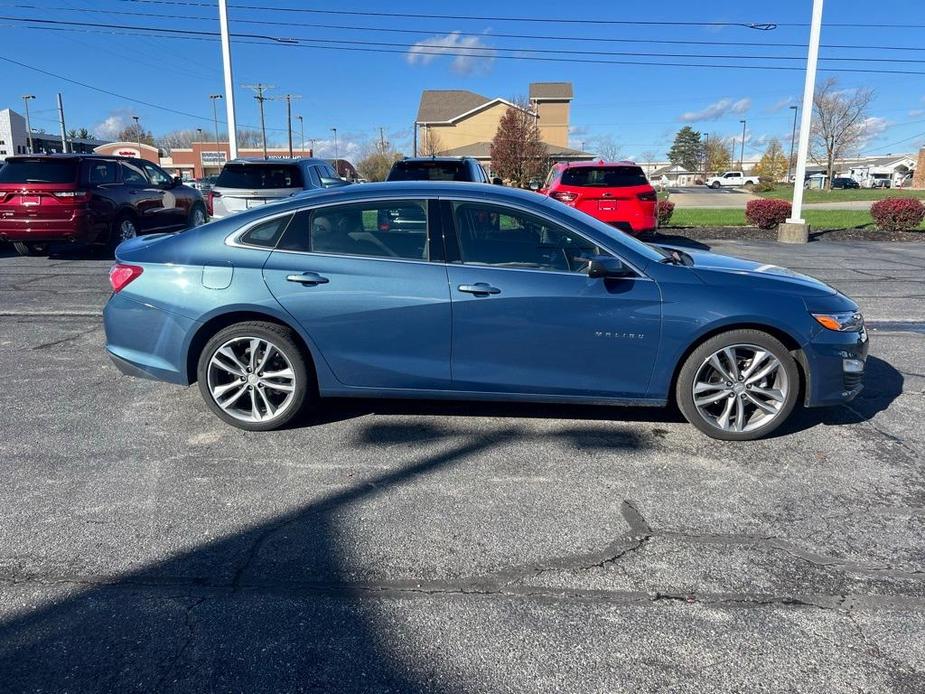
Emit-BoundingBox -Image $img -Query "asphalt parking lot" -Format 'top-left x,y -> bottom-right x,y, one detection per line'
1,240 -> 924,692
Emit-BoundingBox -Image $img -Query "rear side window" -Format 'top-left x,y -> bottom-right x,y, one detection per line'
387,161 -> 468,182
216,164 -> 304,189
81,160 -> 118,185
0,159 -> 78,183
279,200 -> 428,260
560,166 -> 648,188
240,214 -> 293,248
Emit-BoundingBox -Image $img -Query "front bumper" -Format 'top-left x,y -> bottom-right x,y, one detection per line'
802,327 -> 869,407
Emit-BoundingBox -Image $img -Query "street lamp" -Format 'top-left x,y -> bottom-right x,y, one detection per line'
132,115 -> 141,149
209,94 -> 223,146
21,95 -> 35,154
331,127 -> 338,171
787,105 -> 799,184
739,120 -> 747,171
297,115 -> 304,156
197,128 -> 203,143
703,131 -> 709,177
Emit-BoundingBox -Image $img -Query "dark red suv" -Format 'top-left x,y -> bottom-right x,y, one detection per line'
538,160 -> 657,235
0,155 -> 207,256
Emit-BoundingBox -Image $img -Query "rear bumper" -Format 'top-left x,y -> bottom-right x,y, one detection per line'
0,209 -> 104,243
577,206 -> 656,235
802,328 -> 870,407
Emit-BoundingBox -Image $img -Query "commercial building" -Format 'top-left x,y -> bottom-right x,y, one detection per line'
0,108 -> 110,161
414,82 -> 592,169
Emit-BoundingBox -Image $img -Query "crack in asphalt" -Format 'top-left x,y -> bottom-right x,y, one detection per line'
31,326 -> 101,351
151,596 -> 207,692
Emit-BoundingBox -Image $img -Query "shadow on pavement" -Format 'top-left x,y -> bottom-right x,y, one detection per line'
0,420 -> 651,691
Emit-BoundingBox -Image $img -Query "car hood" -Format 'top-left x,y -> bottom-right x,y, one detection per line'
669,247 -> 837,296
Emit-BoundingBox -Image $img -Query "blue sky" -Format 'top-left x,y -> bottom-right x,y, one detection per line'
1,0 -> 923,161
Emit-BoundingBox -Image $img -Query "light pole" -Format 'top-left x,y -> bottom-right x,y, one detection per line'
209,94 -> 223,146
132,115 -> 141,149
739,120 -> 746,171
787,105 -> 799,184
21,95 -> 35,154
297,115 -> 304,156
703,132 -> 709,176
331,127 -> 338,172
197,128 -> 203,143
217,0 -> 238,158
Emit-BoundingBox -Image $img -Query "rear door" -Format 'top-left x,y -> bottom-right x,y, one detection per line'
262,198 -> 452,389
141,162 -> 189,229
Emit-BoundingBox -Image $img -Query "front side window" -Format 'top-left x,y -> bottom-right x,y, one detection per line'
452,202 -> 608,274
279,200 -> 428,260
142,162 -> 172,186
120,161 -> 148,185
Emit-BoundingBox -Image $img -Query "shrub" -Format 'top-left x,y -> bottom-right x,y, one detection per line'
656,199 -> 675,226
751,177 -> 779,193
870,197 -> 925,231
745,199 -> 791,229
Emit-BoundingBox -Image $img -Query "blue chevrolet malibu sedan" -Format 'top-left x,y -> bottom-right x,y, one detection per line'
103,182 -> 868,441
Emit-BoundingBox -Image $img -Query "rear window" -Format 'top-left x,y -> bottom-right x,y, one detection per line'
216,164 -> 303,189
387,161 -> 468,182
560,166 -> 648,188
0,159 -> 79,184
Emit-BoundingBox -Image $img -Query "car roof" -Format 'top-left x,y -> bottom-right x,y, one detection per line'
555,160 -> 640,169
224,158 -> 329,166
280,181 -> 546,210
396,157 -> 473,163
3,153 -> 128,162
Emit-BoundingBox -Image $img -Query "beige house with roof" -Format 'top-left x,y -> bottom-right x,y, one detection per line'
413,82 -> 591,166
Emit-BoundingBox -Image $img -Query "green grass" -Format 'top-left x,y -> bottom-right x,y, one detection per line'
754,184 -> 925,204
667,208 -> 887,230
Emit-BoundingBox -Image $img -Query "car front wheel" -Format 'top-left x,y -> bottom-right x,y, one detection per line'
197,321 -> 310,431
676,329 -> 799,441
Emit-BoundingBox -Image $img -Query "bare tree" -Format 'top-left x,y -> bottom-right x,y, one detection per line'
639,150 -> 660,175
236,128 -> 266,148
356,139 -> 403,181
490,99 -> 549,187
419,128 -> 443,156
592,135 -> 623,161
811,77 -> 874,190
156,129 -> 199,154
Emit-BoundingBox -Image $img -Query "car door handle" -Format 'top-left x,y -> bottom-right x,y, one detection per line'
286,272 -> 329,286
458,283 -> 500,295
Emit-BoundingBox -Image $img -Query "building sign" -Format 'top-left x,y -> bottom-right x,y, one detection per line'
201,151 -> 227,166
115,148 -> 140,157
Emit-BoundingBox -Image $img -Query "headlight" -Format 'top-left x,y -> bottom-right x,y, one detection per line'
812,311 -> 864,332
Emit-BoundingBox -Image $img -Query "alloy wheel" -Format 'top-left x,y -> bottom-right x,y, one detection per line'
206,336 -> 297,423
191,208 -> 206,226
692,343 -> 789,434
120,219 -> 138,241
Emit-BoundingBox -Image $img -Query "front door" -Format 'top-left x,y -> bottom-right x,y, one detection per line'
262,199 -> 452,389
444,200 -> 661,398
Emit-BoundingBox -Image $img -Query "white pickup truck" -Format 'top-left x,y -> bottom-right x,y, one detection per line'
704,171 -> 759,189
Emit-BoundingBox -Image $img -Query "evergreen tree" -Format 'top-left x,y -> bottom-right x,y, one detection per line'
668,126 -> 703,172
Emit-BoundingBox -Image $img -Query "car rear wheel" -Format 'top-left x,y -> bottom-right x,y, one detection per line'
188,203 -> 207,228
676,329 -> 799,441
109,214 -> 138,253
11,241 -> 49,256
197,321 -> 310,431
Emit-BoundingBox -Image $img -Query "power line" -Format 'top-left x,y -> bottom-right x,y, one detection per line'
11,3 -> 925,53
6,16 -> 925,75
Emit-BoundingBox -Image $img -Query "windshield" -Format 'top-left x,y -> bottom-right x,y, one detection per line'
388,161 -> 468,182
0,159 -> 79,184
543,199 -> 666,264
560,166 -> 648,187
216,164 -> 303,189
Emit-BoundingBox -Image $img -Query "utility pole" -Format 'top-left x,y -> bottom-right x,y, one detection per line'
297,115 -> 304,156
739,120 -> 747,171
21,95 -> 35,154
787,105 -> 799,183
331,127 -> 338,170
209,94 -> 223,146
56,93 -> 68,153
781,0 -> 824,244
703,132 -> 709,176
273,94 -> 301,158
379,126 -> 387,151
132,115 -> 141,149
217,0 -> 238,159
242,83 -> 274,159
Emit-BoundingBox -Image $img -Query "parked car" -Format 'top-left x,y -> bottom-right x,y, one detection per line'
208,158 -> 347,219
704,171 -> 760,189
831,177 -> 860,190
103,182 -> 867,441
537,160 -> 657,235
0,154 -> 207,256
386,157 -> 492,183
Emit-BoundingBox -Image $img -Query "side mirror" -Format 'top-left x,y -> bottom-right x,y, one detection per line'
492,177 -> 504,186
588,256 -> 634,279
528,180 -> 540,191
320,176 -> 348,188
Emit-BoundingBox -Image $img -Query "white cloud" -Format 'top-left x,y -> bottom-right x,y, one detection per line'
679,97 -> 751,122
406,31 -> 495,75
909,109 -> 925,118
768,96 -> 797,113
858,116 -> 889,142
309,137 -> 361,160
93,108 -> 135,140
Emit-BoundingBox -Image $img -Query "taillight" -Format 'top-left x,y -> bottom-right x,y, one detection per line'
637,190 -> 657,202
52,190 -> 90,201
109,264 -> 143,293
551,191 -> 577,203
207,190 -> 221,215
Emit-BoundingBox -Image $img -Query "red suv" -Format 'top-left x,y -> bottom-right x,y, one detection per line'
538,161 -> 657,235
0,155 -> 207,256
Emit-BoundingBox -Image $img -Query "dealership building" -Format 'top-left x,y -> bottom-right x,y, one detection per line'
156,142 -> 316,179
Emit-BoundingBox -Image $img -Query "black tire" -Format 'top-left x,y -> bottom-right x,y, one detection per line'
676,329 -> 800,441
188,202 -> 208,229
12,241 -> 49,256
710,181 -> 721,190
109,213 -> 139,254
196,321 -> 312,431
